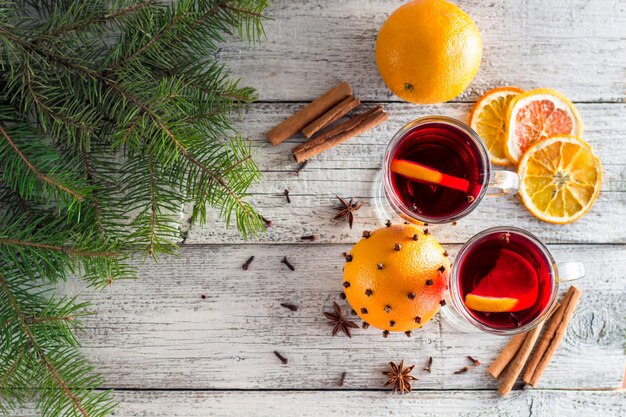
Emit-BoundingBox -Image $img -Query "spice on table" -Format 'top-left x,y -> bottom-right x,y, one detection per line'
267,81 -> 352,145
242,256 -> 254,271
274,351 -> 288,365
295,160 -> 309,176
522,286 -> 582,387
467,356 -> 481,366
333,195 -> 364,229
281,256 -> 295,271
383,360 -> 417,394
302,95 -> 361,138
454,366 -> 470,374
487,332 -> 528,378
424,357 -> 433,373
324,302 -> 359,338
337,371 -> 347,387
497,318 -> 546,396
300,234 -> 316,241
283,189 -> 291,203
260,215 -> 272,227
280,303 -> 298,312
292,105 -> 388,163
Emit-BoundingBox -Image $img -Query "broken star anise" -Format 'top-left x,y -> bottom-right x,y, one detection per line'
324,302 -> 359,338
334,195 -> 364,229
383,360 -> 417,394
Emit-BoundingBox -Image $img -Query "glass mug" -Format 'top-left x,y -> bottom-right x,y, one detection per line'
382,116 -> 519,224
443,226 -> 585,335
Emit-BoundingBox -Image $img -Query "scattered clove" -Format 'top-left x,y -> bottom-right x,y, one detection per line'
467,356 -> 481,366
424,356 -> 433,373
260,215 -> 272,227
283,189 -> 291,203
300,234 -> 316,241
274,351 -> 288,365
382,330 -> 390,338
343,252 -> 353,262
362,322 -> 369,329
339,292 -> 346,300
281,256 -> 295,271
439,300 -> 447,306
242,256 -> 254,271
200,294 -> 207,299
362,230 -> 371,238
385,220 -> 392,227
405,330 -> 412,337
337,371 -> 347,387
454,366 -> 470,374
295,160 -> 309,176
280,303 -> 298,312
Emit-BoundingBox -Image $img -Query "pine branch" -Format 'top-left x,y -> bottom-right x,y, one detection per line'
0,272 -> 116,417
1,2 -> 268,415
0,121 -> 84,202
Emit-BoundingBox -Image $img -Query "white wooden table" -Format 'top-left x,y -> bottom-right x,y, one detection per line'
24,1 -> 626,416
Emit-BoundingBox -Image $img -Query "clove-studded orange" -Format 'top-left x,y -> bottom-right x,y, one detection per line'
343,223 -> 450,333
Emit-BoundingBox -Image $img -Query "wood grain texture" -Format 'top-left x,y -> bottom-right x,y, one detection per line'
59,244 -> 624,390
185,103 -> 626,245
218,0 -> 626,102
12,390 -> 626,417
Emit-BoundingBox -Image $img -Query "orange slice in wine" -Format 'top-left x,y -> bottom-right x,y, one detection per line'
465,249 -> 539,313
390,159 -> 470,192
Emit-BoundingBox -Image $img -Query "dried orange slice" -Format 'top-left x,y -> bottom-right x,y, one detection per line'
505,88 -> 583,164
469,86 -> 523,166
517,136 -> 602,224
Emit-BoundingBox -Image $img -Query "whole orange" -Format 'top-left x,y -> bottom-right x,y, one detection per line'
375,0 -> 482,104
343,223 -> 450,333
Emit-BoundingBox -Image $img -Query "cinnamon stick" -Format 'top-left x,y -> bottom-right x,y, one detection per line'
522,295 -> 571,384
524,286 -> 582,387
292,106 -> 387,163
301,95 -> 361,138
497,319 -> 546,396
487,332 -> 528,379
267,81 -> 352,146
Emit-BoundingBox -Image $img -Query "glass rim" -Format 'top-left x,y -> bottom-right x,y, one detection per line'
449,226 -> 559,336
382,115 -> 491,224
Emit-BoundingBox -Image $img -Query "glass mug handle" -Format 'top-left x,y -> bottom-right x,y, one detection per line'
486,170 -> 519,196
558,262 -> 585,282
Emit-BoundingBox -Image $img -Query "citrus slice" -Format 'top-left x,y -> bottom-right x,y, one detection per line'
517,135 -> 602,224
469,86 -> 523,166
390,159 -> 470,192
465,249 -> 538,313
505,88 -> 583,164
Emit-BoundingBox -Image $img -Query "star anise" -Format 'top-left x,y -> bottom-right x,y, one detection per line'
333,195 -> 364,229
383,360 -> 417,394
324,302 -> 359,338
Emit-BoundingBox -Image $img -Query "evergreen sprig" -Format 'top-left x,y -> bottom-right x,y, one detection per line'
0,1 -> 268,416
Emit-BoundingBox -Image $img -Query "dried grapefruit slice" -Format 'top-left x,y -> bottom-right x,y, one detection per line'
505,88 -> 583,164
517,136 -> 602,224
465,249 -> 538,313
469,86 -> 523,166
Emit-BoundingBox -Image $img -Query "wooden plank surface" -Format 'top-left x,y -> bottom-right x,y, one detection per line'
61,244 -> 624,390
219,0 -> 626,102
13,390 -> 626,417
185,103 -> 626,245
29,1 -> 626,415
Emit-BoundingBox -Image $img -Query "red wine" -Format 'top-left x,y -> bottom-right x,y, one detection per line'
389,122 -> 485,222
457,230 -> 554,330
